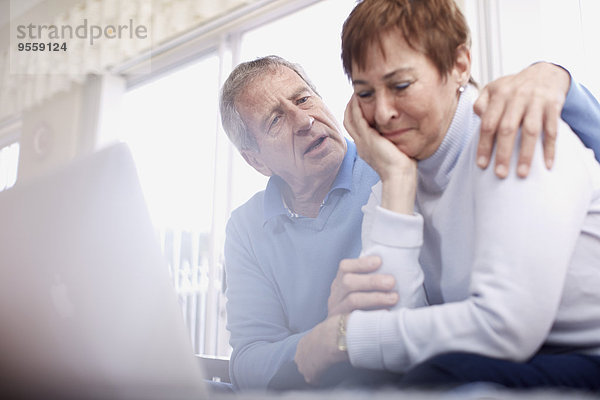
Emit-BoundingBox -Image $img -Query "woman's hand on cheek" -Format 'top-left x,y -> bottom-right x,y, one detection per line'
344,95 -> 416,182
345,95 -> 417,215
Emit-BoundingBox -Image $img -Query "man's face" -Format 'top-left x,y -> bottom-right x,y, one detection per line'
235,66 -> 347,190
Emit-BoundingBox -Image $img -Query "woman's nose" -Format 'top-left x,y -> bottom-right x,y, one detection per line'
374,92 -> 399,127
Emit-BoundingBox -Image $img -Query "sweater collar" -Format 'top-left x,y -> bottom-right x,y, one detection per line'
417,85 -> 479,192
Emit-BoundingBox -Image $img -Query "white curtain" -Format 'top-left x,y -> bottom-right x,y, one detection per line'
0,0 -> 255,122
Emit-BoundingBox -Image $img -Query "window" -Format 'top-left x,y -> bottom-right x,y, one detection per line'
119,56 -> 219,233
465,0 -> 600,98
117,54 -> 229,356
239,0 -> 355,136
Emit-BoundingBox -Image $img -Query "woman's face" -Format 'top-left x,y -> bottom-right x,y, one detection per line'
351,29 -> 462,160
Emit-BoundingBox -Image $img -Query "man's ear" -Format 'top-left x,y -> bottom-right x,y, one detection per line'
453,44 -> 471,86
241,149 -> 273,177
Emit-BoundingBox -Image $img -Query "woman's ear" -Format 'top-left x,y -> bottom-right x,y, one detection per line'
453,44 -> 471,86
241,149 -> 273,177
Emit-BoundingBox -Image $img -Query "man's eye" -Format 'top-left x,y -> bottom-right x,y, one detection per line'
270,115 -> 281,129
297,96 -> 309,105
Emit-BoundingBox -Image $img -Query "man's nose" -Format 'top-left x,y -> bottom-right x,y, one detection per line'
374,92 -> 399,127
292,109 -> 314,136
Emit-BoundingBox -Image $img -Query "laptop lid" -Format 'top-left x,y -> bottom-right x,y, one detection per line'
0,143 -> 208,399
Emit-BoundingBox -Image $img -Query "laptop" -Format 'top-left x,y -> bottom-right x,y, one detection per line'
0,143 -> 209,399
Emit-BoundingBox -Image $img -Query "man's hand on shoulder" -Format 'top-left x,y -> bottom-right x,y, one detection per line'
474,62 -> 570,178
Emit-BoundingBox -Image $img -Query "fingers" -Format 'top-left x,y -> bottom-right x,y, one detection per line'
475,87 -> 501,170
343,95 -> 364,142
338,255 -> 381,274
476,86 -> 559,179
328,256 -> 397,315
344,96 -> 369,155
472,86 -> 489,118
342,290 -> 398,313
476,79 -> 533,179
340,270 -> 395,294
542,100 -> 560,170
516,97 -> 544,178
343,96 -> 354,135
345,95 -> 379,141
493,94 -> 529,178
476,63 -> 568,178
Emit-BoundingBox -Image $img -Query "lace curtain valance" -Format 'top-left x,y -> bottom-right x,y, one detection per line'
0,0 -> 254,122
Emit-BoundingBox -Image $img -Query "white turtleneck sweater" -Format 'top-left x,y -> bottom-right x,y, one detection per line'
347,85 -> 600,372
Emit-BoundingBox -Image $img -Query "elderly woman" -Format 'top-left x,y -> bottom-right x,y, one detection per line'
294,0 -> 600,390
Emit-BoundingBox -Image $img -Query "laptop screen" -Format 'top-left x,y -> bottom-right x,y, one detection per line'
0,143 -> 207,399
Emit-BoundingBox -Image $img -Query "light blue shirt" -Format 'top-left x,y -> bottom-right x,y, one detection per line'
224,139 -> 379,389
562,80 -> 600,162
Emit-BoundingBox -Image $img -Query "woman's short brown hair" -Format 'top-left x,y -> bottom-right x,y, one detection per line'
341,0 -> 471,79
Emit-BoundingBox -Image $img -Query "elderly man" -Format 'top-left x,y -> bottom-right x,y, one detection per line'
219,55 -> 600,390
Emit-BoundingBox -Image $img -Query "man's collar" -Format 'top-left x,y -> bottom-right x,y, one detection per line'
262,138 -> 356,223
329,138 -> 355,194
263,175 -> 289,222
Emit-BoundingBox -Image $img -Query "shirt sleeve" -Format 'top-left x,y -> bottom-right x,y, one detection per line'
360,182 -> 428,310
347,122 -> 600,372
224,217 -> 304,390
561,74 -> 600,162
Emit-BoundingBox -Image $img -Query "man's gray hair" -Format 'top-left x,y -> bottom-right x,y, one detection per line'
219,55 -> 320,152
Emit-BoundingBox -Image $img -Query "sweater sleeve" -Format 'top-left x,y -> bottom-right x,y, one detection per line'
360,182 -> 428,311
224,216 -> 304,390
347,122 -> 600,372
561,76 -> 600,162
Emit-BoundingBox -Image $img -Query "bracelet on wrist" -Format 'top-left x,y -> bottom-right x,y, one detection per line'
336,314 -> 347,352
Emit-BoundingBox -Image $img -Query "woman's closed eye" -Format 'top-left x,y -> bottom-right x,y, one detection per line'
355,89 -> 374,99
393,81 -> 412,92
